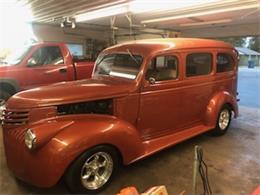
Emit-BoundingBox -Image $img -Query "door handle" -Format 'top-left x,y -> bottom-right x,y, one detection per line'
59,68 -> 67,73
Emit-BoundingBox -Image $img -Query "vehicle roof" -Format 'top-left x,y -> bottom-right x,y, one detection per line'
104,38 -> 234,56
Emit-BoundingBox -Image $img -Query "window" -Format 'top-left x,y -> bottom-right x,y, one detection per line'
66,43 -> 83,57
145,55 -> 178,81
27,46 -> 64,66
6,46 -> 32,65
217,53 -> 234,72
186,53 -> 212,77
94,53 -> 143,79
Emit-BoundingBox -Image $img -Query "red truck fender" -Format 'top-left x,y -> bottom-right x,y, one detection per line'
204,91 -> 238,127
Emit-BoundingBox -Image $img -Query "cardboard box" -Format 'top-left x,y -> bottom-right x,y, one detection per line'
142,185 -> 168,195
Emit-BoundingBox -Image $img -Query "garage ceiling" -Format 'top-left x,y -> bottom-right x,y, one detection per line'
17,0 -> 260,33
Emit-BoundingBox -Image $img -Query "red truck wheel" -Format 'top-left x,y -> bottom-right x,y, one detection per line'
0,90 -> 11,104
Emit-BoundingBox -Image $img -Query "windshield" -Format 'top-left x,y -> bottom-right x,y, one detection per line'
5,46 -> 32,65
94,53 -> 143,79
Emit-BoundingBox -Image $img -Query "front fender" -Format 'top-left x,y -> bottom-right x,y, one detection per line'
29,114 -> 144,187
204,91 -> 238,127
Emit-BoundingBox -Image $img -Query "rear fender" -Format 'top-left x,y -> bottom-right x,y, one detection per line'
204,91 -> 238,127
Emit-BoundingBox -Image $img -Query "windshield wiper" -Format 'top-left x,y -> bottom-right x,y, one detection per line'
126,49 -> 140,67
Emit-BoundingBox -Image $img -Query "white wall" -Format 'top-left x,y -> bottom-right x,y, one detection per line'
181,23 -> 260,38
32,22 -> 259,47
32,23 -> 108,53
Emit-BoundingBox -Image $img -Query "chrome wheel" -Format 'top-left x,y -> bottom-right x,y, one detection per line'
218,109 -> 230,130
80,152 -> 113,190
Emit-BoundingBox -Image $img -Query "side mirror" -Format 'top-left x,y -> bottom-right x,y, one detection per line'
149,77 -> 156,85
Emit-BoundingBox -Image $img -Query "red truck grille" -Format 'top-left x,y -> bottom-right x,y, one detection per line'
2,109 -> 29,125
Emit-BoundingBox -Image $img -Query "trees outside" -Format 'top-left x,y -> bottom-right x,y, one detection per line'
216,36 -> 260,52
216,37 -> 247,47
248,36 -> 260,52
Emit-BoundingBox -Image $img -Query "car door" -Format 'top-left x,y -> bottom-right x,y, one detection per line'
137,53 -> 183,140
23,45 -> 74,89
180,51 -> 214,127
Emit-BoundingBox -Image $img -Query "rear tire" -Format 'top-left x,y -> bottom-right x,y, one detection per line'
211,105 -> 232,136
65,145 -> 119,194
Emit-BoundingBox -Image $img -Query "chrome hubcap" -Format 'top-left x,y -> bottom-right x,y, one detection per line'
218,109 -> 230,130
80,152 -> 113,190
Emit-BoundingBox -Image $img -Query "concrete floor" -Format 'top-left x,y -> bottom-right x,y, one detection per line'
0,68 -> 260,194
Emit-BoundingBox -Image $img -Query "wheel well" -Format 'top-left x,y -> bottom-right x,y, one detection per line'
100,144 -> 124,165
223,103 -> 234,115
0,82 -> 16,95
224,103 -> 233,110
62,143 -> 123,181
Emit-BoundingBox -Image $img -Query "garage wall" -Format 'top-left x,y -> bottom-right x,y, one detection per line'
32,23 -> 107,54
116,34 -> 163,44
181,23 -> 259,38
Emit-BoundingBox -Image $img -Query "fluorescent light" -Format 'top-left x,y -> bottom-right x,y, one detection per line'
180,19 -> 232,26
141,4 -> 260,24
129,0 -> 219,13
75,4 -> 128,22
75,0 -> 220,22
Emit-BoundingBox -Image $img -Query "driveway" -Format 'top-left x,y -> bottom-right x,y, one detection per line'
238,67 -> 260,108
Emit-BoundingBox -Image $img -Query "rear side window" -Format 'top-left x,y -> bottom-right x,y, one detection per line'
217,53 -> 234,73
186,53 -> 212,77
145,55 -> 178,81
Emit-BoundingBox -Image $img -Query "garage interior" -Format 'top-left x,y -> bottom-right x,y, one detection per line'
0,0 -> 260,194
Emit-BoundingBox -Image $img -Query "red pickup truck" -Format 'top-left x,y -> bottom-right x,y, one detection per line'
0,42 -> 94,102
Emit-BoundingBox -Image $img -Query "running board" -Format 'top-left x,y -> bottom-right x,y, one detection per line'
131,125 -> 213,163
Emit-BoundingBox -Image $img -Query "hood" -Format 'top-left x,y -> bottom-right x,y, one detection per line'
0,64 -> 17,74
0,64 -> 13,69
7,77 -> 137,109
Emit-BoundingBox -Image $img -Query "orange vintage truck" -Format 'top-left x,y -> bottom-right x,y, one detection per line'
2,38 -> 238,194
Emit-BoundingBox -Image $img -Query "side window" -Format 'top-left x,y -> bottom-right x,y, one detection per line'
145,55 -> 178,81
186,53 -> 212,77
27,46 -> 64,67
217,53 -> 234,73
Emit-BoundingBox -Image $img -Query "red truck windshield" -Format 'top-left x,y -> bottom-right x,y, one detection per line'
6,46 -> 32,65
94,53 -> 143,79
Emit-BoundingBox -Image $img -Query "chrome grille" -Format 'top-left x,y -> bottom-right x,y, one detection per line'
6,128 -> 27,144
2,109 -> 29,125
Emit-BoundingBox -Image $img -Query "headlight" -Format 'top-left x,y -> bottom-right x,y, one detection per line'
25,129 -> 36,150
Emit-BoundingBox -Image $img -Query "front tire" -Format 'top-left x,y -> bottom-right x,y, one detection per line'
65,145 -> 119,194
211,105 -> 232,136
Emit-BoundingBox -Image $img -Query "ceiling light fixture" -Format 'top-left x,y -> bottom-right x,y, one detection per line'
75,3 -> 128,22
74,0 -> 220,22
180,19 -> 232,26
141,3 -> 260,24
129,0 -> 219,13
